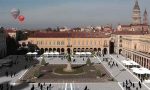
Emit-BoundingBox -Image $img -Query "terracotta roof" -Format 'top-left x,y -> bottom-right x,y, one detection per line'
29,32 -> 110,38
5,29 -> 16,33
113,31 -> 148,35
121,25 -> 131,27
121,24 -> 149,27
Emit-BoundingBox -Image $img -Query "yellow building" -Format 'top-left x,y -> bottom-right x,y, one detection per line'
113,31 -> 150,69
24,32 -> 111,55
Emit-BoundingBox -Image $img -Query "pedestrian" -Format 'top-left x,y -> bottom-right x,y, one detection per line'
40,84 -> 43,90
132,83 -> 135,88
5,71 -> 8,77
14,72 -> 16,77
49,83 -> 51,88
11,72 -> 13,78
47,86 -> 49,90
31,84 -> 34,90
116,63 -> 118,67
140,78 -> 143,82
38,83 -> 40,87
126,80 -> 128,85
10,85 -> 13,90
138,81 -> 142,88
123,82 -> 125,87
84,85 -> 87,90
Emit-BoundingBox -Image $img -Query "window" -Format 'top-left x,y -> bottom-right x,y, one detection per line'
78,40 -> 80,45
86,40 -> 88,45
90,40 -> 92,45
45,41 -> 47,45
40,41 -> 43,45
82,40 -> 84,45
94,41 -> 96,45
49,41 -> 51,45
57,41 -> 60,45
120,40 -> 122,43
36,41 -> 39,45
99,41 -> 101,45
61,41 -> 64,45
74,40 -> 76,45
53,41 -> 55,45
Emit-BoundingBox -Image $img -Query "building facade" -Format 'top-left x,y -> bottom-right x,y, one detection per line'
22,32 -> 111,55
112,31 -> 150,69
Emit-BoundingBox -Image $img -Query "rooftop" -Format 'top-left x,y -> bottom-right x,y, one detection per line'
29,32 -> 110,38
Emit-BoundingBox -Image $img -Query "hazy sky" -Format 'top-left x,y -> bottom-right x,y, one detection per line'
0,0 -> 150,29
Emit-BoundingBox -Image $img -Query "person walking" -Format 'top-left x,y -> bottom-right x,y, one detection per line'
138,81 -> 141,87
84,85 -> 87,90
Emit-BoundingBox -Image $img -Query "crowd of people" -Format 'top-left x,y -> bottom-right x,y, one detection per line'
0,83 -> 13,90
30,83 -> 53,90
122,79 -> 142,90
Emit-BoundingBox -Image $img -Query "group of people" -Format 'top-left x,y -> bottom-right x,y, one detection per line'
108,60 -> 118,68
31,83 -> 53,90
122,79 -> 142,90
5,71 -> 16,78
0,83 -> 13,90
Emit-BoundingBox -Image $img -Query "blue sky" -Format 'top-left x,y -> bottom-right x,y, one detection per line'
0,0 -> 150,29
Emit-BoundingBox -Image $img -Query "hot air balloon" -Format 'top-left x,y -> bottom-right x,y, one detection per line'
11,8 -> 20,19
18,15 -> 25,23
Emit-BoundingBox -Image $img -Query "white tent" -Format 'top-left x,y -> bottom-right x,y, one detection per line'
32,52 -> 38,55
54,52 -> 59,55
86,52 -> 92,55
122,60 -> 132,66
49,52 -> 53,55
122,60 -> 139,66
129,61 -> 139,66
75,52 -> 80,55
43,52 -> 49,55
131,67 -> 150,75
27,52 -> 32,55
81,52 -> 86,55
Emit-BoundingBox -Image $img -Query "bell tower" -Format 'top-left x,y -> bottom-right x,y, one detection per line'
132,0 -> 141,24
143,9 -> 148,25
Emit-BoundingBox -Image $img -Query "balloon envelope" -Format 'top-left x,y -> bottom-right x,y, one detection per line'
11,8 -> 20,19
18,15 -> 25,22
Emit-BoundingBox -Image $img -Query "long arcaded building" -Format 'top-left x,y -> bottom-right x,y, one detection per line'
25,32 -> 112,55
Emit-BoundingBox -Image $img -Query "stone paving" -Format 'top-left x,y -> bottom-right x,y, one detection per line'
0,54 -> 150,90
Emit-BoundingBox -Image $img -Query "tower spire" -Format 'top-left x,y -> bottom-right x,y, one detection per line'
143,9 -> 149,25
132,0 -> 141,24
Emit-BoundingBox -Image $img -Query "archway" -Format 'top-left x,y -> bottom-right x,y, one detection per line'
90,48 -> 93,52
45,48 -> 48,52
41,48 -> 44,54
119,49 -> 122,54
109,41 -> 114,54
103,48 -> 107,55
53,48 -> 56,52
57,48 -> 60,53
67,48 -> 71,54
49,48 -> 52,52
98,48 -> 101,51
81,48 -> 84,52
73,48 -> 76,54
86,48 -> 89,52
94,48 -> 97,52
61,48 -> 64,53
77,48 -> 80,52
